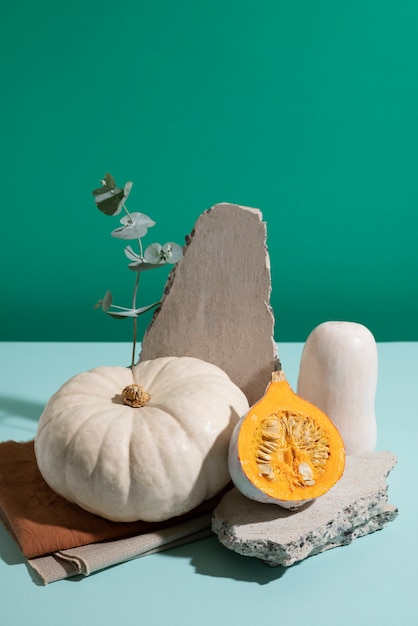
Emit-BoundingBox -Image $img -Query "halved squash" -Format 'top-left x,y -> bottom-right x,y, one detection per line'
228,370 -> 345,509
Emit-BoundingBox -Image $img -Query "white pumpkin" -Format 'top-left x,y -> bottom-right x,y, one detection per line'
297,321 -> 378,455
35,356 -> 249,522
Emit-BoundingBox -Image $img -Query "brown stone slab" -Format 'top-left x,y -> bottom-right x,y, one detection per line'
140,203 -> 279,405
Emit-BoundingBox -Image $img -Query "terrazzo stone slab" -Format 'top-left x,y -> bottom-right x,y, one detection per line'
212,450 -> 398,566
140,203 -> 279,405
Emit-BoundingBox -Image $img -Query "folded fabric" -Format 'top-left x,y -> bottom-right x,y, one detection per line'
0,440 -> 223,583
26,520 -> 213,584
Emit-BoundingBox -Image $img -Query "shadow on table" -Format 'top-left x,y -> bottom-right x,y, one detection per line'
0,523 -> 26,567
165,534 -> 291,585
0,518 -> 48,586
0,396 -> 44,422
62,535 -> 291,586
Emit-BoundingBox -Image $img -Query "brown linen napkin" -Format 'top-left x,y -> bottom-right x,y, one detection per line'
0,440 -> 221,582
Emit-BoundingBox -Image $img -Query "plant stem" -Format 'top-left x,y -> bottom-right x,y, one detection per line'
122,203 -> 143,257
120,200 -> 144,367
122,202 -> 132,221
131,271 -> 141,368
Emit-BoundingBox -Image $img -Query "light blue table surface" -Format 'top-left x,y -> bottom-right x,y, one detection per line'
0,342 -> 416,626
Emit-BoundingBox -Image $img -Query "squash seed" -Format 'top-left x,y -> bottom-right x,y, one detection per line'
254,411 -> 330,489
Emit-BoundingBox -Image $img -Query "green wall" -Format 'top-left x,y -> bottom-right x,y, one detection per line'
1,0 -> 417,342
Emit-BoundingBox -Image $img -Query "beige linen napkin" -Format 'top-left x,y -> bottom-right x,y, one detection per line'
28,516 -> 213,584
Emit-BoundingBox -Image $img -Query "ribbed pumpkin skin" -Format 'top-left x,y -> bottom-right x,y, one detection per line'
35,356 -> 249,522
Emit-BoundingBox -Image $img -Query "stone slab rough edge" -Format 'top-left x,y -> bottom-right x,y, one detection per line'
212,450 -> 399,567
139,202 -> 280,405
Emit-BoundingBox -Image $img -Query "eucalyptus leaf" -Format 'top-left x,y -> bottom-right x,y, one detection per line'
143,242 -> 183,265
92,185 -> 111,197
106,311 -> 132,319
101,290 -> 112,312
104,172 -> 117,189
107,301 -> 161,318
162,242 -> 183,263
93,187 -> 125,216
111,212 -> 156,240
94,290 -> 112,311
123,181 -> 133,200
124,245 -> 142,262
144,243 -> 164,264
128,260 -> 164,272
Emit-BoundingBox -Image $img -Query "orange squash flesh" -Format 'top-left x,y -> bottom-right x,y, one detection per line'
236,371 -> 346,504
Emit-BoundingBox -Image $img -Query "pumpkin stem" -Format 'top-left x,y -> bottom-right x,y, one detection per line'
122,384 -> 151,408
271,370 -> 287,383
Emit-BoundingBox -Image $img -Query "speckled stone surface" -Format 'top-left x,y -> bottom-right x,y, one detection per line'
139,202 -> 279,406
212,450 -> 398,566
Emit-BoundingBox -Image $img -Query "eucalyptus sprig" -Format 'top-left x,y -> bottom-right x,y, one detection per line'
93,173 -> 183,368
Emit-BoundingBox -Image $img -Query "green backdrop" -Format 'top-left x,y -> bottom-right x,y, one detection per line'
1,0 -> 417,343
